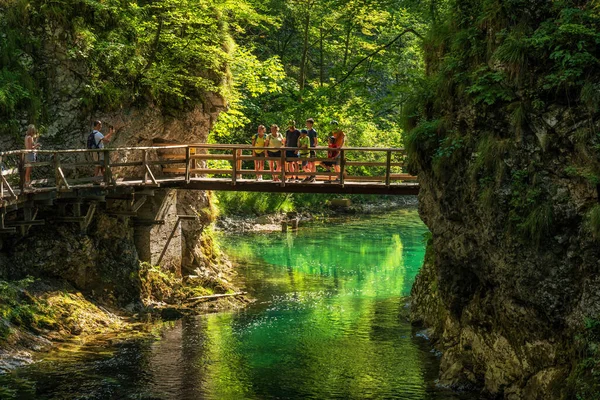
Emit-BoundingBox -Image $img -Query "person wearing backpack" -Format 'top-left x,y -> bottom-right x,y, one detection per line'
87,120 -> 115,177
251,125 -> 267,180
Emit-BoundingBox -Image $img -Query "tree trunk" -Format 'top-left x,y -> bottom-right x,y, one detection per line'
299,12 -> 311,93
342,23 -> 352,68
319,22 -> 324,87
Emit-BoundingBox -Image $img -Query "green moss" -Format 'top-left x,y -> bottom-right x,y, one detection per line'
139,262 -> 216,304
518,202 -> 554,247
585,204 -> 600,241
569,317 -> 600,399
0,278 -> 123,344
404,119 -> 443,172
469,134 -> 510,183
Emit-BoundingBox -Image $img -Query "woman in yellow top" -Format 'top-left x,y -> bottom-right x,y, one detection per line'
252,125 -> 267,180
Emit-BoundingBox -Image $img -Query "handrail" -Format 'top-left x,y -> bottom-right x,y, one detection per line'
0,145 -> 406,157
0,144 -> 416,202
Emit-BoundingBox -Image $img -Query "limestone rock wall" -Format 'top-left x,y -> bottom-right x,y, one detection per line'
410,107 -> 600,398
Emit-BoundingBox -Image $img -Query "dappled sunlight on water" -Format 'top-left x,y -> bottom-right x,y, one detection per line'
0,208 -> 474,399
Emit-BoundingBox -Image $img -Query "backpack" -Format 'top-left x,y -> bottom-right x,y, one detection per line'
87,131 -> 99,149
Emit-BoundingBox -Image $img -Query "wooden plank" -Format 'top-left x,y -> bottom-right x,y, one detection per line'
133,218 -> 165,226
110,161 -> 144,167
5,220 -> 46,227
24,161 -> 53,168
345,176 -> 385,181
1,175 -> 16,198
385,151 -> 392,187
60,162 -> 103,168
340,150 -> 345,186
145,164 -> 158,185
190,154 -> 234,160
185,147 -> 191,183
57,167 -> 71,190
232,150 -> 237,186
389,174 -> 418,181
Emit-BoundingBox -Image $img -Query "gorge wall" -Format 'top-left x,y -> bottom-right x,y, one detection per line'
407,1 -> 600,399
0,1 -> 232,305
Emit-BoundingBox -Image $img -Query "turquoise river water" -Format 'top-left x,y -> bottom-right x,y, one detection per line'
0,208 -> 473,399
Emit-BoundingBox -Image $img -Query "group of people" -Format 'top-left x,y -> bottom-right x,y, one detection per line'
22,120 -> 116,188
22,118 -> 343,188
249,118 -> 345,182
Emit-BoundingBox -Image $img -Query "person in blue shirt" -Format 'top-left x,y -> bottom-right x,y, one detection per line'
90,120 -> 115,177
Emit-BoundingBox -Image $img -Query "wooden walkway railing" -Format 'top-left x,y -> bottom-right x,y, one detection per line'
0,144 -> 418,205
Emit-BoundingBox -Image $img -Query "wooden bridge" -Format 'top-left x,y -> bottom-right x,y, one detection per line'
0,144 -> 418,234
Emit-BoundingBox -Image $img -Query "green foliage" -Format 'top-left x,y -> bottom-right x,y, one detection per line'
0,0 -> 264,137
564,165 -> 600,186
405,119 -> 442,171
570,317 -> 600,399
432,136 -> 464,176
216,192 -> 294,215
465,67 -> 514,106
585,204 -> 600,241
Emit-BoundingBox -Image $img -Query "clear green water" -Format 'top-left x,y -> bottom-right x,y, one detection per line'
0,208 -> 470,399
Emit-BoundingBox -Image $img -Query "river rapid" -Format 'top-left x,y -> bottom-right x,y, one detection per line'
0,208 -> 474,399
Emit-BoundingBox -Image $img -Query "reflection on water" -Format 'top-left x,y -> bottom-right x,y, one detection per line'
0,209 -> 471,399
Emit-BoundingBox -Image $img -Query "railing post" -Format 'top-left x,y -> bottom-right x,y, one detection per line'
53,152 -> 60,190
280,150 -> 286,186
103,149 -> 112,185
185,146 -> 191,184
232,148 -> 237,186
142,149 -> 148,184
385,150 -> 392,187
19,153 -> 25,193
339,149 -> 345,186
0,155 -> 3,200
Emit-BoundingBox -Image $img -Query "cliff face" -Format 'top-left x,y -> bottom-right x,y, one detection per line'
408,1 -> 600,398
411,108 -> 600,398
0,1 -> 230,306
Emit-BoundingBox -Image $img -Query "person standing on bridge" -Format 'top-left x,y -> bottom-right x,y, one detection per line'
266,124 -> 283,181
306,118 -> 318,182
252,125 -> 267,180
298,129 -> 311,181
24,124 -> 41,189
88,120 -> 115,178
330,120 -> 345,182
285,121 -> 301,182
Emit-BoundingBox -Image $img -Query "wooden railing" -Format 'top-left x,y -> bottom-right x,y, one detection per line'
0,144 -> 417,200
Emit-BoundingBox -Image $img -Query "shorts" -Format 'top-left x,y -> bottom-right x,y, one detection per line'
93,152 -> 105,163
25,153 -> 37,163
267,150 -> 281,158
285,150 -> 298,160
322,160 -> 338,167
310,150 -> 316,158
255,152 -> 265,157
